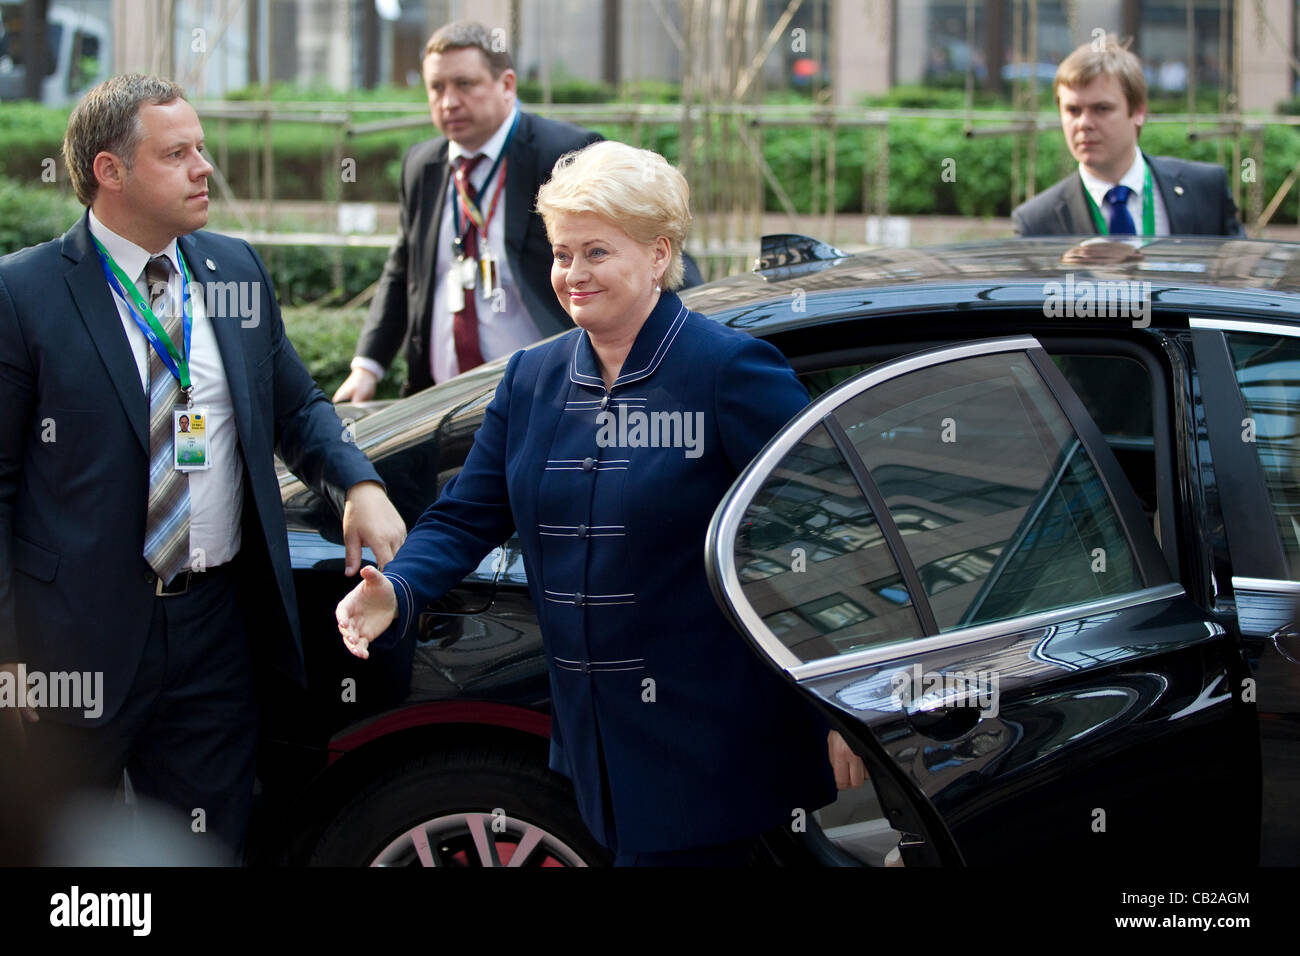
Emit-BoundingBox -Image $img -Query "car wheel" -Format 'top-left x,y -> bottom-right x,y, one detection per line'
309,747 -> 610,867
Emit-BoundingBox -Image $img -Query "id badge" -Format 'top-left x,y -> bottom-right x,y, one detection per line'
459,255 -> 478,290
173,406 -> 211,471
446,265 -> 465,313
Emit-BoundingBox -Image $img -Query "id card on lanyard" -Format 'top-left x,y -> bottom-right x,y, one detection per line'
92,237 -> 211,471
451,110 -> 518,301
1084,162 -> 1156,237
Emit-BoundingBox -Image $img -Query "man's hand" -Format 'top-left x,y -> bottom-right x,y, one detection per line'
1,662 -> 39,746
336,566 -> 399,659
828,729 -> 867,790
333,367 -> 379,403
342,480 -> 406,575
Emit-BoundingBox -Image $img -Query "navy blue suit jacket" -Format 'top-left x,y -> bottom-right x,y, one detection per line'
378,291 -> 837,853
0,212 -> 381,724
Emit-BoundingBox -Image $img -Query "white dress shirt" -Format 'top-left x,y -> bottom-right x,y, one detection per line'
1079,148 -> 1171,237
88,210 -> 242,568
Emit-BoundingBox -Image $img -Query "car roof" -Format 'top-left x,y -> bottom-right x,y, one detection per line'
681,237 -> 1300,333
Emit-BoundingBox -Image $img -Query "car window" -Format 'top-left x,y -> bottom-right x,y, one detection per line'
733,423 -> 922,663
832,350 -> 1143,631
802,352 -> 1160,523
1226,332 -> 1300,577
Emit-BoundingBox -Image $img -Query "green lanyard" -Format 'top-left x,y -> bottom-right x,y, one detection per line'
91,236 -> 193,392
1084,162 -> 1156,237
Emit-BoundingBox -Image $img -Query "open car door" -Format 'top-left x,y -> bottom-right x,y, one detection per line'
706,336 -> 1259,866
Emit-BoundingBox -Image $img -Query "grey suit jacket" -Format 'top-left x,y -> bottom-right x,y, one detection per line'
1011,152 -> 1245,238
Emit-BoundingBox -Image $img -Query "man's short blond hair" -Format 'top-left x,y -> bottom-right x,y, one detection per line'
1055,34 -> 1147,115
536,142 -> 692,290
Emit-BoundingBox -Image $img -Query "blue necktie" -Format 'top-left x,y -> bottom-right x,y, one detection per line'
1105,185 -> 1137,235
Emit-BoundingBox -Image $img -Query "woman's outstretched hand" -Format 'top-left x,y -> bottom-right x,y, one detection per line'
336,565 -> 399,659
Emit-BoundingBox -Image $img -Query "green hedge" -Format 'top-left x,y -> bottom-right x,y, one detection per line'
281,305 -> 407,401
1,92 -> 1293,220
0,176 -> 81,255
256,243 -> 391,306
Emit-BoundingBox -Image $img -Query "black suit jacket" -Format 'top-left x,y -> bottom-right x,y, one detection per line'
0,212 -> 381,724
1011,152 -> 1245,237
356,109 -> 601,395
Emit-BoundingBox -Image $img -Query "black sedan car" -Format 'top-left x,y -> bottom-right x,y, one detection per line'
253,236 -> 1299,867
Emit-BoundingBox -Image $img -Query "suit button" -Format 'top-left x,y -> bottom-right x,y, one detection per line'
580,660 -> 590,673
599,395 -> 609,409
574,592 -> 585,606
144,571 -> 157,585
577,524 -> 588,538
582,457 -> 595,471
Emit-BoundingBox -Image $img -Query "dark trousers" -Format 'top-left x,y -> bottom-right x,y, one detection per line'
26,562 -> 257,864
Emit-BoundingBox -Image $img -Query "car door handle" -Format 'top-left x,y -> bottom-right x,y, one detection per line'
906,704 -> 982,741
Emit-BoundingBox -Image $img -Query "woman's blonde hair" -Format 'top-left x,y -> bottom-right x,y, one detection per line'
536,141 -> 691,290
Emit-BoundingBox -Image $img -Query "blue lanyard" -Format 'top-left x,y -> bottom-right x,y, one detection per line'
94,241 -> 194,391
452,109 -> 520,240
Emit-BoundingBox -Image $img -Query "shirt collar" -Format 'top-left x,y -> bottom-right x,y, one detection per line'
572,290 -> 689,391
87,208 -> 182,285
1078,147 -> 1146,210
447,103 -> 519,168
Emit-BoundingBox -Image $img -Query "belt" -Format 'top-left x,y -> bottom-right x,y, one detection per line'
155,562 -> 231,597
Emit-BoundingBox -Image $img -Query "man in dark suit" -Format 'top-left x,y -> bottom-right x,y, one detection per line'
332,21 -> 602,401
1012,35 -> 1244,238
0,74 -> 406,861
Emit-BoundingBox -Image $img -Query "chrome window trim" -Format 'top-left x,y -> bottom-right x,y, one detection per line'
1188,317 -> 1300,339
786,584 -> 1186,681
1232,576 -> 1300,594
712,332 -> 1097,676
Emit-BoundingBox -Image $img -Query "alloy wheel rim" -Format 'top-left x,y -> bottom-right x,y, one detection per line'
369,812 -> 589,867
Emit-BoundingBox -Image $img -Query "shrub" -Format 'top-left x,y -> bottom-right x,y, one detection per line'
281,305 -> 406,400
253,243 -> 391,306
0,176 -> 81,255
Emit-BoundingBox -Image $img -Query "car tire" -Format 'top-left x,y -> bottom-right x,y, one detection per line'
309,747 -> 611,867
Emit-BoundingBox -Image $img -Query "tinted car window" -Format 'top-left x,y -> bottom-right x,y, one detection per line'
803,352 -> 1159,522
833,351 -> 1143,631
733,423 -> 922,662
1227,332 -> 1300,577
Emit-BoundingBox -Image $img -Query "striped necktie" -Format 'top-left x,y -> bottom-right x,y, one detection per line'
451,154 -> 486,374
142,254 -> 191,585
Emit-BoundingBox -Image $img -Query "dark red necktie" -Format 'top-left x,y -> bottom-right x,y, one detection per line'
452,154 -> 486,374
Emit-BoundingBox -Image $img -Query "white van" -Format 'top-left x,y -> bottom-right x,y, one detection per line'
0,2 -> 110,105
